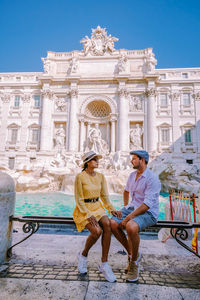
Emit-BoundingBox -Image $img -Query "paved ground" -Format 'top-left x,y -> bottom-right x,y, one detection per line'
0,224 -> 200,300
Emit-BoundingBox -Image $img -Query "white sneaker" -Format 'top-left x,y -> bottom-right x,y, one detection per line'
98,262 -> 116,283
78,252 -> 87,274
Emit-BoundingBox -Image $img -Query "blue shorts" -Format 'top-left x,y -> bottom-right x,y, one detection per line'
111,206 -> 157,232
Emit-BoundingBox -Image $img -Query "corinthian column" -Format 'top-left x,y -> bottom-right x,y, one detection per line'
171,92 -> 180,152
194,92 -> 200,153
68,88 -> 78,151
40,89 -> 54,151
118,88 -> 129,151
110,117 -> 116,153
146,88 -> 157,152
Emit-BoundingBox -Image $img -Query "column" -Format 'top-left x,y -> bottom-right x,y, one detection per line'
40,89 -> 54,151
106,122 -> 110,146
0,94 -> 10,152
171,92 -> 181,153
194,92 -> 200,153
79,118 -> 84,152
118,88 -> 129,151
20,94 -> 31,151
146,88 -> 157,153
110,118 -> 116,153
68,88 -> 78,151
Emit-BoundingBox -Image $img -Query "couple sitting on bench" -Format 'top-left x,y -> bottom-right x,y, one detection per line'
73,150 -> 161,283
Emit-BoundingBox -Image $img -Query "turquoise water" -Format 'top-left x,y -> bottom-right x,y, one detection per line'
15,193 -> 167,220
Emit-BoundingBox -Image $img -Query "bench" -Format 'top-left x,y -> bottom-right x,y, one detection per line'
7,189 -> 200,259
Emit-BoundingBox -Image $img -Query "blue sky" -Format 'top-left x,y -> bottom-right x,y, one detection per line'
0,0 -> 200,72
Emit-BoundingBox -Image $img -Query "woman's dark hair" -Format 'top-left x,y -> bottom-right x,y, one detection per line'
82,162 -> 88,172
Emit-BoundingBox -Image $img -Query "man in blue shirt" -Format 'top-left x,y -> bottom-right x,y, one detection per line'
111,150 -> 161,282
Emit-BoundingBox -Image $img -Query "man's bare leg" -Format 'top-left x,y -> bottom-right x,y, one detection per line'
110,219 -> 131,255
126,220 -> 140,261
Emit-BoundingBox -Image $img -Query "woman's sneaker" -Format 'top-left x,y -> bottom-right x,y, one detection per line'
98,262 -> 116,283
126,261 -> 140,282
77,252 -> 87,274
125,252 -> 141,274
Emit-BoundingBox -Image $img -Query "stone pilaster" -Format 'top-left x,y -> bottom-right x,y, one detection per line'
194,92 -> 200,153
40,89 -> 54,151
110,116 -> 116,153
0,94 -> 10,152
118,88 -> 129,151
20,94 -> 31,151
79,117 -> 84,152
68,88 -> 78,151
171,92 -> 181,153
145,88 -> 157,152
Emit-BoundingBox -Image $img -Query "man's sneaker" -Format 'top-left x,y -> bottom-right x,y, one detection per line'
126,261 -> 140,282
98,262 -> 116,283
125,252 -> 141,274
77,252 -> 87,274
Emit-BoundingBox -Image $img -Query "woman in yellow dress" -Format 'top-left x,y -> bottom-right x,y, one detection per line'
73,151 -> 121,282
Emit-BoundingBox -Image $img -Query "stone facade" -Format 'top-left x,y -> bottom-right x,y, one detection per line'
0,26 -> 200,169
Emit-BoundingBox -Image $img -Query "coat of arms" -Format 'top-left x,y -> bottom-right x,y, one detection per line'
80,26 -> 118,56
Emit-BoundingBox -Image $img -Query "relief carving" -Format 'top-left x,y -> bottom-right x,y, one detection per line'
130,124 -> 143,150
129,96 -> 143,112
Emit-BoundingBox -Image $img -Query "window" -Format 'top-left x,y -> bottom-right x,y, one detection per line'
31,129 -> 39,143
182,73 -> 188,79
9,157 -> 15,170
184,129 -> 192,143
14,95 -> 20,107
186,159 -> 193,165
161,128 -> 170,143
16,77 -> 21,82
160,94 -> 168,106
34,95 -> 40,107
10,129 -> 18,143
183,93 -> 190,106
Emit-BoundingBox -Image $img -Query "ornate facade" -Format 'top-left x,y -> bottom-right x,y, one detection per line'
0,26 -> 200,169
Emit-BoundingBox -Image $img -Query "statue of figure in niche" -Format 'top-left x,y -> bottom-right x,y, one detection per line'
55,125 -> 65,149
86,125 -> 109,154
130,124 -> 143,150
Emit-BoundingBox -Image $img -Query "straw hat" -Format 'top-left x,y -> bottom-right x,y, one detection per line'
81,151 -> 102,168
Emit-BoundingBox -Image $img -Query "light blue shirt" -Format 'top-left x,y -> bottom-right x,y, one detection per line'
124,168 -> 161,220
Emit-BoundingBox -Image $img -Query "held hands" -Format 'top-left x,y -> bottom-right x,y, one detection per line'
88,215 -> 98,227
111,210 -> 122,219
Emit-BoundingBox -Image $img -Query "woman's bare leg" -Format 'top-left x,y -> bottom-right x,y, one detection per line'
82,223 -> 102,257
99,215 -> 112,262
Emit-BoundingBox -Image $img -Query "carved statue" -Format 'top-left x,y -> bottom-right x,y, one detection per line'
130,124 -> 143,150
118,54 -> 127,72
55,125 -> 65,149
144,52 -> 157,73
70,57 -> 79,73
80,26 -> 118,56
42,58 -> 50,74
86,125 -> 109,154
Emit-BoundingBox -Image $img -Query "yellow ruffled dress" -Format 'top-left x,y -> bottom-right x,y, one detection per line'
73,171 -> 115,232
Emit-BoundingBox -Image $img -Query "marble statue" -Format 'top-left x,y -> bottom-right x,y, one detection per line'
130,124 -> 143,149
118,54 -> 127,72
55,125 -> 65,149
86,125 -> 109,155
